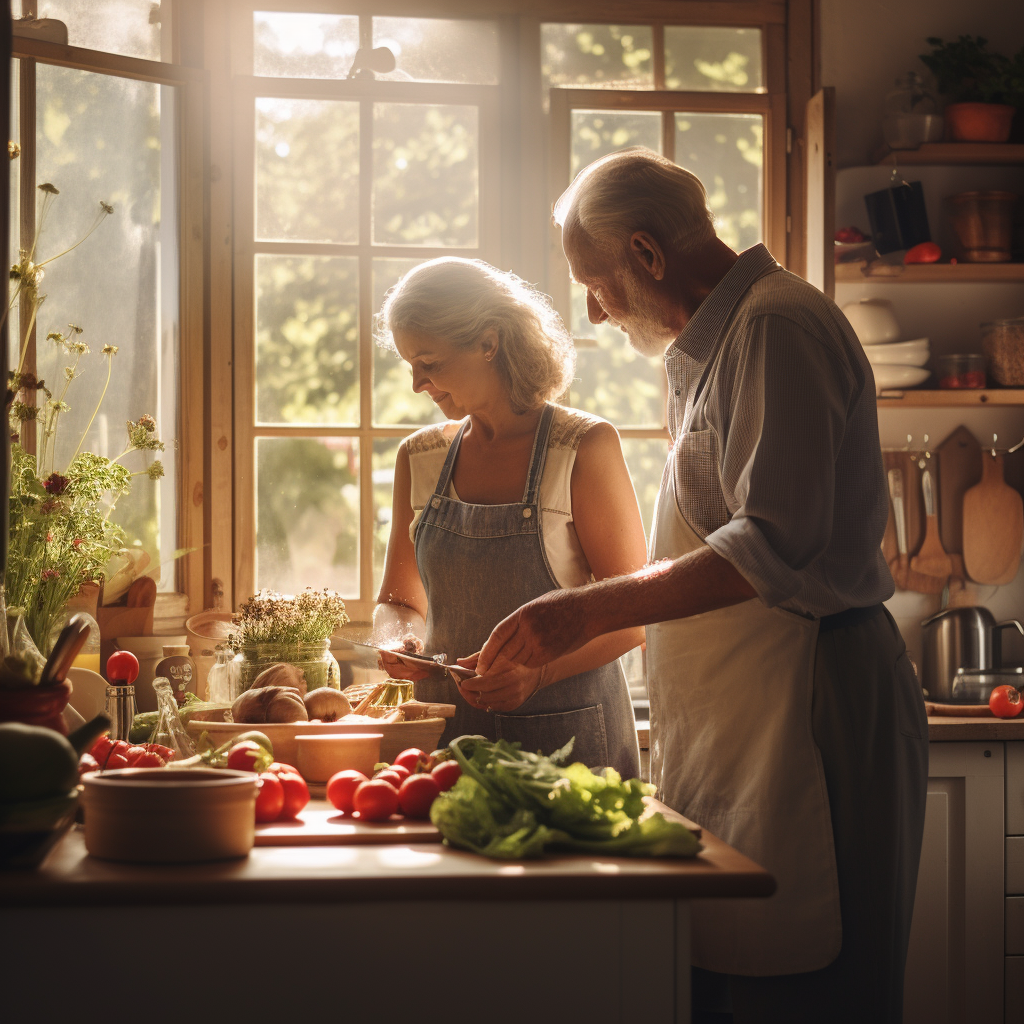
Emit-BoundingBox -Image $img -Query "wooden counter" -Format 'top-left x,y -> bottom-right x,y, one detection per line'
0,802 -> 772,1024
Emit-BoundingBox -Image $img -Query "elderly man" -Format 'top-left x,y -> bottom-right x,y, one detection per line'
475,147 -> 928,1023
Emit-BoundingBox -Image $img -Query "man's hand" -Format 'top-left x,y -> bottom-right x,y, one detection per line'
475,590 -> 592,675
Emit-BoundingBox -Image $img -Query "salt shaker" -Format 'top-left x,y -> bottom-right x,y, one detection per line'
104,681 -> 137,742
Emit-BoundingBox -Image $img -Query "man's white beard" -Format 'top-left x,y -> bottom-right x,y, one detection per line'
618,267 -> 675,356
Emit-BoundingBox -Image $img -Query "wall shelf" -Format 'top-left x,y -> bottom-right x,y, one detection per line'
876,389 -> 1024,408
873,142 -> 1024,166
836,261 -> 1024,283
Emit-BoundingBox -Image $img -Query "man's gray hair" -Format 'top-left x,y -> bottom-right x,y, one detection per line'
375,257 -> 575,414
553,146 -> 716,265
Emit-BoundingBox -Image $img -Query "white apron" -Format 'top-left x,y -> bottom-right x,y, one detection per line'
645,448 -> 842,977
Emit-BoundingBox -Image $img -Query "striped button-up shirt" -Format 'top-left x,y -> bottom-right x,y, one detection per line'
665,243 -> 894,617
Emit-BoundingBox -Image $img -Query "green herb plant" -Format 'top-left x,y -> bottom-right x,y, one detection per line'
4,182 -> 166,653
228,588 -> 350,649
920,36 -> 1024,108
429,735 -> 703,860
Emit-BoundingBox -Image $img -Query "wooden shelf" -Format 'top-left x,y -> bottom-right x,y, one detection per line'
836,261 -> 1024,283
876,389 -> 1024,408
873,142 -> 1024,166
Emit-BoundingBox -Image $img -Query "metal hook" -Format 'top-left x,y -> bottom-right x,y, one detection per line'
992,433 -> 998,458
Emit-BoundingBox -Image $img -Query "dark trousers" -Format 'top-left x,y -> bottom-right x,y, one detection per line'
694,606 -> 929,1024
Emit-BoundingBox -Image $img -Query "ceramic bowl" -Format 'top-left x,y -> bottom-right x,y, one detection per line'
863,338 -> 930,367
872,364 -> 930,393
842,298 -> 902,345
66,667 -> 108,722
295,732 -> 383,782
81,768 -> 256,863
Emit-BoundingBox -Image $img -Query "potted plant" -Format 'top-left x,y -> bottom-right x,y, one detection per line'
919,36 -> 1024,142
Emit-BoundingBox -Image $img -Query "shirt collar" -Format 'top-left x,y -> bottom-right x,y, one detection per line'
666,243 -> 780,365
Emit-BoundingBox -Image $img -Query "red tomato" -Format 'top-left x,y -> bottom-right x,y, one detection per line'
386,763 -> 411,784
131,751 -> 167,768
124,745 -> 148,766
268,762 -> 300,776
398,773 -> 441,819
272,767 -> 310,819
326,770 -> 368,814
903,241 -> 941,265
145,743 -> 177,762
104,753 -> 130,770
226,741 -> 264,772
78,753 -> 100,777
90,735 -> 115,763
431,760 -> 462,792
989,684 -> 1024,719
352,779 -> 400,822
255,772 -> 285,822
393,747 -> 428,774
106,650 -> 140,685
373,770 -> 404,791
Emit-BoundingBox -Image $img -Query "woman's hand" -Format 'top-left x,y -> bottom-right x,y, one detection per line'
377,648 -> 431,682
454,652 -> 549,714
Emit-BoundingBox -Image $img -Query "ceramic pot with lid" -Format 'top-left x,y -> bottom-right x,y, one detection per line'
921,606 -> 1024,703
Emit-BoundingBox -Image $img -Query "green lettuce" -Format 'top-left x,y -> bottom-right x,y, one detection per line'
429,736 -> 702,860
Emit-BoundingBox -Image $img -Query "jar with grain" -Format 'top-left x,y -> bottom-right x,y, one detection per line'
981,318 -> 1024,386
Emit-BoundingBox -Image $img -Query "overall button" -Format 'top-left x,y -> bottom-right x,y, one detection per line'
431,497 -> 441,509
522,507 -> 532,518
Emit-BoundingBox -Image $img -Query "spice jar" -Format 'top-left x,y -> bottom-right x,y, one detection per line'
981,318 -> 1024,386
936,353 -> 986,390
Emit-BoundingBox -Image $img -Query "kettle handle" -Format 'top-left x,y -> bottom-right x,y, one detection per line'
996,620 -> 1024,636
994,621 -> 1024,667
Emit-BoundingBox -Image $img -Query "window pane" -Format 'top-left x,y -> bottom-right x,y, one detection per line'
372,258 -> 445,427
675,113 -> 763,252
29,66 -> 179,588
665,27 -> 763,93
253,11 -> 359,79
19,0 -> 163,61
620,437 -> 670,541
256,437 -> 360,597
571,109 -> 661,175
373,18 -> 499,84
542,24 -> 653,90
373,103 -> 478,247
255,256 -> 359,427
568,285 -> 666,429
373,438 -> 402,596
256,98 -> 359,244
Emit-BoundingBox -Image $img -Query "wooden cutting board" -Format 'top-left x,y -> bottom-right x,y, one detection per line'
936,426 -> 982,555
963,451 -> 1024,585
255,807 -> 441,846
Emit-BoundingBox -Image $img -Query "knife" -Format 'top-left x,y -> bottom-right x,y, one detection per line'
342,637 -> 476,681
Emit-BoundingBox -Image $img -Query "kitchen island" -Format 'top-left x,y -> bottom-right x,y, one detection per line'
0,801 -> 772,1024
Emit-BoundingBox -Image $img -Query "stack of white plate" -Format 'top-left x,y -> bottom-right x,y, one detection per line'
841,299 -> 930,394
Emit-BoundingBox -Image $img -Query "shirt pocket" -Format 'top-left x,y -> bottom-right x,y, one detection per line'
673,428 -> 731,539
494,704 -> 608,770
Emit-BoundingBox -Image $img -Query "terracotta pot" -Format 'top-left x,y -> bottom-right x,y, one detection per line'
0,679 -> 72,734
944,103 -> 1016,143
946,191 -> 1018,262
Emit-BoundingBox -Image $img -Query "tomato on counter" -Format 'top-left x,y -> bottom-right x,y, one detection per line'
989,684 -> 1024,718
255,772 -> 285,822
326,770 -> 368,814
352,779 -> 400,821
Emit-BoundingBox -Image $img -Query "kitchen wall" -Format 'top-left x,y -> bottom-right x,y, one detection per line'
821,0 -> 1024,669
820,0 -> 1024,168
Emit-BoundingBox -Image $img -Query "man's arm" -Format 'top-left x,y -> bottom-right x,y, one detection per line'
475,545 -> 757,672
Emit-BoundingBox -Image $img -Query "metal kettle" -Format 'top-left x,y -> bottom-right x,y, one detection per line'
921,606 -> 1024,702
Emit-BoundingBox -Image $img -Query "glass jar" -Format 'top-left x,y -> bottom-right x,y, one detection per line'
882,72 -> 943,150
981,317 -> 1024,386
936,353 -> 986,390
232,639 -> 341,694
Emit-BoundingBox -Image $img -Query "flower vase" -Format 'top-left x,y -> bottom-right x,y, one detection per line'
233,639 -> 340,695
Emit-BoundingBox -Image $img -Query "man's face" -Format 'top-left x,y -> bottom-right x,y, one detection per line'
567,242 -> 677,357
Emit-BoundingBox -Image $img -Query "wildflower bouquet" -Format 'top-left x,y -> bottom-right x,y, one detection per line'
4,183 -> 166,652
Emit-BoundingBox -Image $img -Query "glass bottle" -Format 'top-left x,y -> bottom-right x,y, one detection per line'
206,646 -> 234,703
882,72 -> 942,150
150,676 -> 196,759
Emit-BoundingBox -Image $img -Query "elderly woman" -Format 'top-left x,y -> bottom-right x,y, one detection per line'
373,257 -> 646,777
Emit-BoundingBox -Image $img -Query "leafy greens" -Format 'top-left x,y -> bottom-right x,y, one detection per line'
429,736 -> 702,860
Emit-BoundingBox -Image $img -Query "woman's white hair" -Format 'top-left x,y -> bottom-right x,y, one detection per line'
553,146 -> 716,267
375,258 -> 575,414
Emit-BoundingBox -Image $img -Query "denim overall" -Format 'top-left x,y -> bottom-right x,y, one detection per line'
413,403 -> 640,778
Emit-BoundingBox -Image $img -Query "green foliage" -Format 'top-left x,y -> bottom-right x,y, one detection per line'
920,36 -> 1024,107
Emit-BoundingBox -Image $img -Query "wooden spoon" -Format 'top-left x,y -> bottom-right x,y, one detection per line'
963,450 -> 1024,585
911,467 -> 953,579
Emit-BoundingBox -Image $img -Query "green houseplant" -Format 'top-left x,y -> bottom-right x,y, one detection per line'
920,36 -> 1024,142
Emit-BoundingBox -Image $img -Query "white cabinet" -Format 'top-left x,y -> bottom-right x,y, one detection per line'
905,741 -> 1024,1024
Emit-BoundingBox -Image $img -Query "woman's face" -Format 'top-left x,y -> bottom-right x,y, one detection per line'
393,329 -> 496,419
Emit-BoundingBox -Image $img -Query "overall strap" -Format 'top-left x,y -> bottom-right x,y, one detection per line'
432,418 -> 470,497
521,404 -> 556,504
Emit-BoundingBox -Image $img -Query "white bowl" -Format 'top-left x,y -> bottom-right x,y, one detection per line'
842,299 -> 902,345
67,667 -> 108,721
873,364 -> 930,393
863,338 -> 930,367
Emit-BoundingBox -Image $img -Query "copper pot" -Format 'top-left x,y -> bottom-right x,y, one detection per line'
945,190 -> 1018,262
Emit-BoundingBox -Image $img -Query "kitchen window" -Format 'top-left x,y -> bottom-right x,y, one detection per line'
8,0 -> 206,609
225,1 -> 791,622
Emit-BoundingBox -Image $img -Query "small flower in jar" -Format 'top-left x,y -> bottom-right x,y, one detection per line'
72,538 -> 83,548
146,460 -> 165,480
39,499 -> 58,515
43,472 -> 70,495
102,345 -> 118,355
68,323 -> 83,335
40,568 -> 60,581
100,201 -> 114,215
138,414 -> 156,433
12,402 -> 39,422
37,182 -> 60,195
45,532 -> 53,543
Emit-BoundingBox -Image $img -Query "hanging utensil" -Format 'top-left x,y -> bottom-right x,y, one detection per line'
887,467 -> 909,587
911,466 -> 953,579
963,439 -> 1024,585
40,613 -> 92,687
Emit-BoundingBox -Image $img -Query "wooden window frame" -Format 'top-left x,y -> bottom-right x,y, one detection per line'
10,34 -> 207,615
